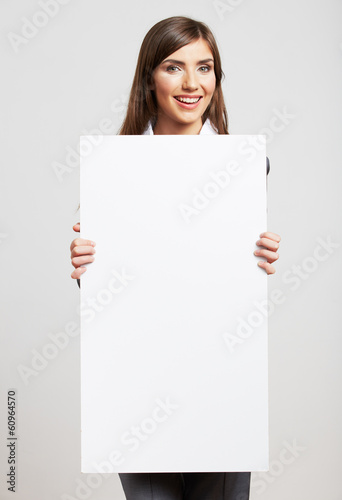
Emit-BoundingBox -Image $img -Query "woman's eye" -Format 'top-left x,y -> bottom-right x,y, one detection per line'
199,66 -> 211,72
166,66 -> 179,72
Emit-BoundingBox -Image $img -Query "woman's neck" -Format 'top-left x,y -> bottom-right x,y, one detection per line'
153,117 -> 203,135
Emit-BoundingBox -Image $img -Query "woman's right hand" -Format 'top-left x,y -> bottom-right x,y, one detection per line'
70,222 -> 96,280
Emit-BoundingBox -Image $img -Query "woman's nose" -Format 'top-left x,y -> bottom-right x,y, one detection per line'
182,71 -> 199,90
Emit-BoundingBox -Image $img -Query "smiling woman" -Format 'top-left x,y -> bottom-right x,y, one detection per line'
118,16 -> 229,135
70,14 -> 281,500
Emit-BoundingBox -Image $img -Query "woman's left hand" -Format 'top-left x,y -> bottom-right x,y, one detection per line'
254,231 -> 281,275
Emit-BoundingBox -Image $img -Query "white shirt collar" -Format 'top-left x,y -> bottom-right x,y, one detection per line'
142,119 -> 218,135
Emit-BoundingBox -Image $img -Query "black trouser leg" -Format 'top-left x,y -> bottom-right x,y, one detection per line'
119,473 -> 184,500
183,472 -> 251,500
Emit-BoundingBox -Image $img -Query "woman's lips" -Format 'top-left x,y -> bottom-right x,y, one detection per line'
173,96 -> 203,110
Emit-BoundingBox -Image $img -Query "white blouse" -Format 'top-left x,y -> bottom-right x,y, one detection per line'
142,118 -> 218,135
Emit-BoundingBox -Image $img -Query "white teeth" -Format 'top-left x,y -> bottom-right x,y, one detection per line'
175,96 -> 201,103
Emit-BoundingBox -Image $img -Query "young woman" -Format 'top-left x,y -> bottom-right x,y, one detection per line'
70,16 -> 281,500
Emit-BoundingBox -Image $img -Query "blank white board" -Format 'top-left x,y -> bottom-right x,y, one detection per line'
80,135 -> 268,473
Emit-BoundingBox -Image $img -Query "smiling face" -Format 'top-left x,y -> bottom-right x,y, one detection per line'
150,38 -> 216,134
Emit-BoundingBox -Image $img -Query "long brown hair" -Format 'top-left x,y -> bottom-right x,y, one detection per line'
118,16 -> 229,135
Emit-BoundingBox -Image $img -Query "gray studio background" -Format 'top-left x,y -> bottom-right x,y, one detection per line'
1,0 -> 341,498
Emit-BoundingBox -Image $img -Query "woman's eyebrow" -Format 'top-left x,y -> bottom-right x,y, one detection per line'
161,58 -> 214,65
